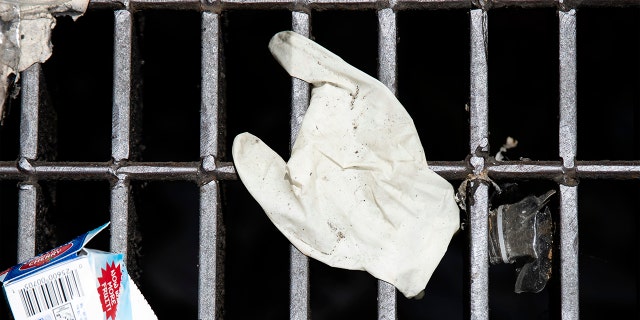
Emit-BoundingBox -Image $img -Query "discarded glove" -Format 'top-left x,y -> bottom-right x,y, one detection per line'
232,31 -> 460,298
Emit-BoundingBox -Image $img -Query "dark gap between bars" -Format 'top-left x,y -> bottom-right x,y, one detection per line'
576,8 -> 640,161
43,11 -> 115,162
222,10 -> 293,320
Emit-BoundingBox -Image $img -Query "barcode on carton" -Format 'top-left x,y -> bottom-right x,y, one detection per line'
18,268 -> 84,317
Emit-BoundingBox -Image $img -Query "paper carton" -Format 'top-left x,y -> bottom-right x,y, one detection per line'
1,223 -> 157,320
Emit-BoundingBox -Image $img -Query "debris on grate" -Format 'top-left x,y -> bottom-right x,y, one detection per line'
1,222 -> 157,319
495,136 -> 518,161
232,31 -> 459,299
0,0 -> 88,122
455,136 -> 527,213
455,136 -> 555,293
489,190 -> 555,293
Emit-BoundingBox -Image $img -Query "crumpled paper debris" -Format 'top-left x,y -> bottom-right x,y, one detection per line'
0,0 -> 88,121
232,31 -> 460,298
495,136 -> 518,161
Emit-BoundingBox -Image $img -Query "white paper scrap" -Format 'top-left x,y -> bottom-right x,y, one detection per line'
0,0 -> 89,121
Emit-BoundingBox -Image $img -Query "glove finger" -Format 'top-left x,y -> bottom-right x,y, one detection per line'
270,31 -> 429,164
269,31 -> 381,92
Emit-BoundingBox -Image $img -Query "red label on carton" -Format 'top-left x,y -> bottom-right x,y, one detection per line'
19,242 -> 73,271
2,223 -> 156,319
97,261 -> 123,320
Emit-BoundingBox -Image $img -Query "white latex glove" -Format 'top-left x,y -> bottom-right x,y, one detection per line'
232,31 -> 459,298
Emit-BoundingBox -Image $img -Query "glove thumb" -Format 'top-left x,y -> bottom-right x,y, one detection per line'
231,133 -> 319,255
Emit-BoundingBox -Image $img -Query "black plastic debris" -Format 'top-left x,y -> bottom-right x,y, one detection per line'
488,190 -> 555,293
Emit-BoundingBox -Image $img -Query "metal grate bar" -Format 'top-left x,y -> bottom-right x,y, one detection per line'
559,10 -> 577,170
559,185 -> 579,320
291,12 -> 311,143
4,1 -> 637,319
290,10 -> 311,320
199,180 -> 223,319
110,178 -> 131,251
199,11 -> 223,320
377,8 -> 397,93
111,9 -> 133,257
377,7 -> 398,320
558,9 -> 579,320
112,10 -> 132,163
17,65 -> 41,262
6,160 -> 640,181
85,0 -> 640,10
469,8 -> 489,320
17,184 -> 38,262
19,66 -> 39,161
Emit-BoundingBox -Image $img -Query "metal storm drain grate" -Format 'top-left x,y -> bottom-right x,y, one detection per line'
1,0 -> 639,319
